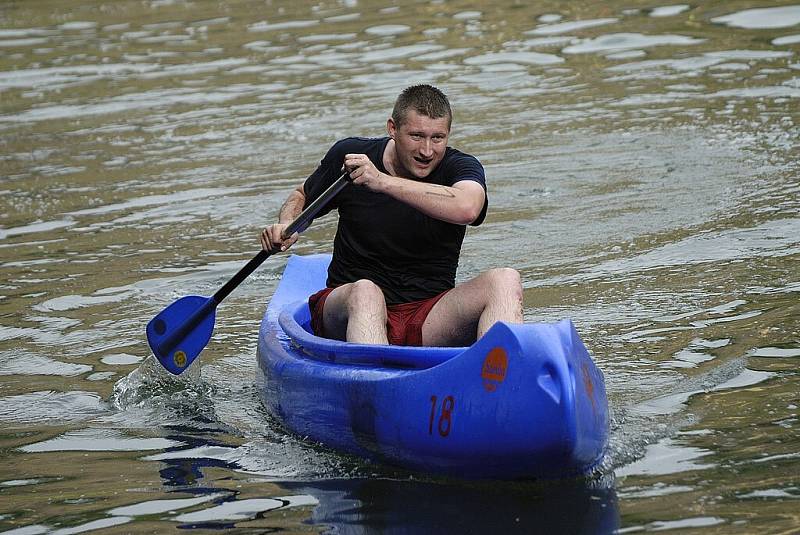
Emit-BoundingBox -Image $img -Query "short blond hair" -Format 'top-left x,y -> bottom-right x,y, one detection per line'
391,84 -> 452,129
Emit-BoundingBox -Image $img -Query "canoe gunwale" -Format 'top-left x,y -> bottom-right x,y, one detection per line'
277,300 -> 467,369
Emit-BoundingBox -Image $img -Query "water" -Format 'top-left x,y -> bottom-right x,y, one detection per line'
1,0 -> 798,532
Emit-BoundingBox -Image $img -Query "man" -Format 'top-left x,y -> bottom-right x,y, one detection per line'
261,84 -> 522,346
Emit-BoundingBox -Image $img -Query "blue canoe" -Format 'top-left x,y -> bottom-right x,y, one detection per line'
256,254 -> 609,479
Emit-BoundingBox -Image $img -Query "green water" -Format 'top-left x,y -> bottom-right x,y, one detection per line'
1,0 -> 798,533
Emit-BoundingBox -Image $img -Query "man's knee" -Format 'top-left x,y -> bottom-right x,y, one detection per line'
485,268 -> 522,295
347,279 -> 386,309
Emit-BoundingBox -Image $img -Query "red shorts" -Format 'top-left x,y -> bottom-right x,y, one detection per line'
308,287 -> 449,346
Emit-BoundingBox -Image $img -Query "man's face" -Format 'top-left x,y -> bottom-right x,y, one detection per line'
388,109 -> 450,180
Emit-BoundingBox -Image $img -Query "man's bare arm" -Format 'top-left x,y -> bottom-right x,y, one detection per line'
342,153 -> 485,225
377,178 -> 484,225
261,183 -> 306,252
278,184 -> 307,225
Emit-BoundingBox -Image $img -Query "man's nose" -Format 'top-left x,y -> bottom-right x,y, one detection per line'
420,139 -> 433,157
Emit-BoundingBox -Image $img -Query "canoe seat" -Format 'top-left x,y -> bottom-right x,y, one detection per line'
278,300 -> 465,369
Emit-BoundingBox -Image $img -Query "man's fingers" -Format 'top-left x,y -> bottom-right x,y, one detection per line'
344,154 -> 368,171
260,230 -> 271,251
260,225 -> 298,252
261,227 -> 283,251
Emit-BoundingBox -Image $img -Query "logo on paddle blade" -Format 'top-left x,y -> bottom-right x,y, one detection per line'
173,350 -> 187,369
481,347 -> 508,392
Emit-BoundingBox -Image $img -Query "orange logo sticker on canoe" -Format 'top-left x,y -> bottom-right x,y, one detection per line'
582,362 -> 597,414
481,347 -> 508,392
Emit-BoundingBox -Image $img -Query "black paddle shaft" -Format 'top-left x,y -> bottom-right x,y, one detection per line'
211,171 -> 351,305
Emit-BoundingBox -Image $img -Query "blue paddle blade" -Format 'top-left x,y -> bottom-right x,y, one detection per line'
146,295 -> 217,375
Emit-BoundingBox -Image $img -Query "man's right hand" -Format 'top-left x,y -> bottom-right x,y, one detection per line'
260,223 -> 299,253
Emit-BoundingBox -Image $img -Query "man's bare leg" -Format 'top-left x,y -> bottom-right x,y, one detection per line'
319,279 -> 389,344
421,268 -> 523,347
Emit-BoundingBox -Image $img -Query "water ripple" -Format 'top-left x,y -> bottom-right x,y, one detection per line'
527,18 -> 619,36
0,391 -> 107,425
712,6 -> 800,29
563,33 -> 705,55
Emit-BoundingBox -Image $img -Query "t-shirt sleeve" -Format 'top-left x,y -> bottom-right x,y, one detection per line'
302,139 -> 350,217
448,153 -> 488,226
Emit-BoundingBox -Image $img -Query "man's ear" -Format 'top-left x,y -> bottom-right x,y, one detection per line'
387,117 -> 396,139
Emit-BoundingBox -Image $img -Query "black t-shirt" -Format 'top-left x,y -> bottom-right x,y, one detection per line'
303,136 -> 487,305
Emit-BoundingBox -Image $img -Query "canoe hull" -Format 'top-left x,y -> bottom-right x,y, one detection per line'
257,254 -> 608,479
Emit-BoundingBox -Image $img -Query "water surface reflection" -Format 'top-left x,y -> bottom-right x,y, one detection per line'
284,478 -> 618,535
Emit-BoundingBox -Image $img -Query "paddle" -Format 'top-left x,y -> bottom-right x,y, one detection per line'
147,171 -> 351,375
